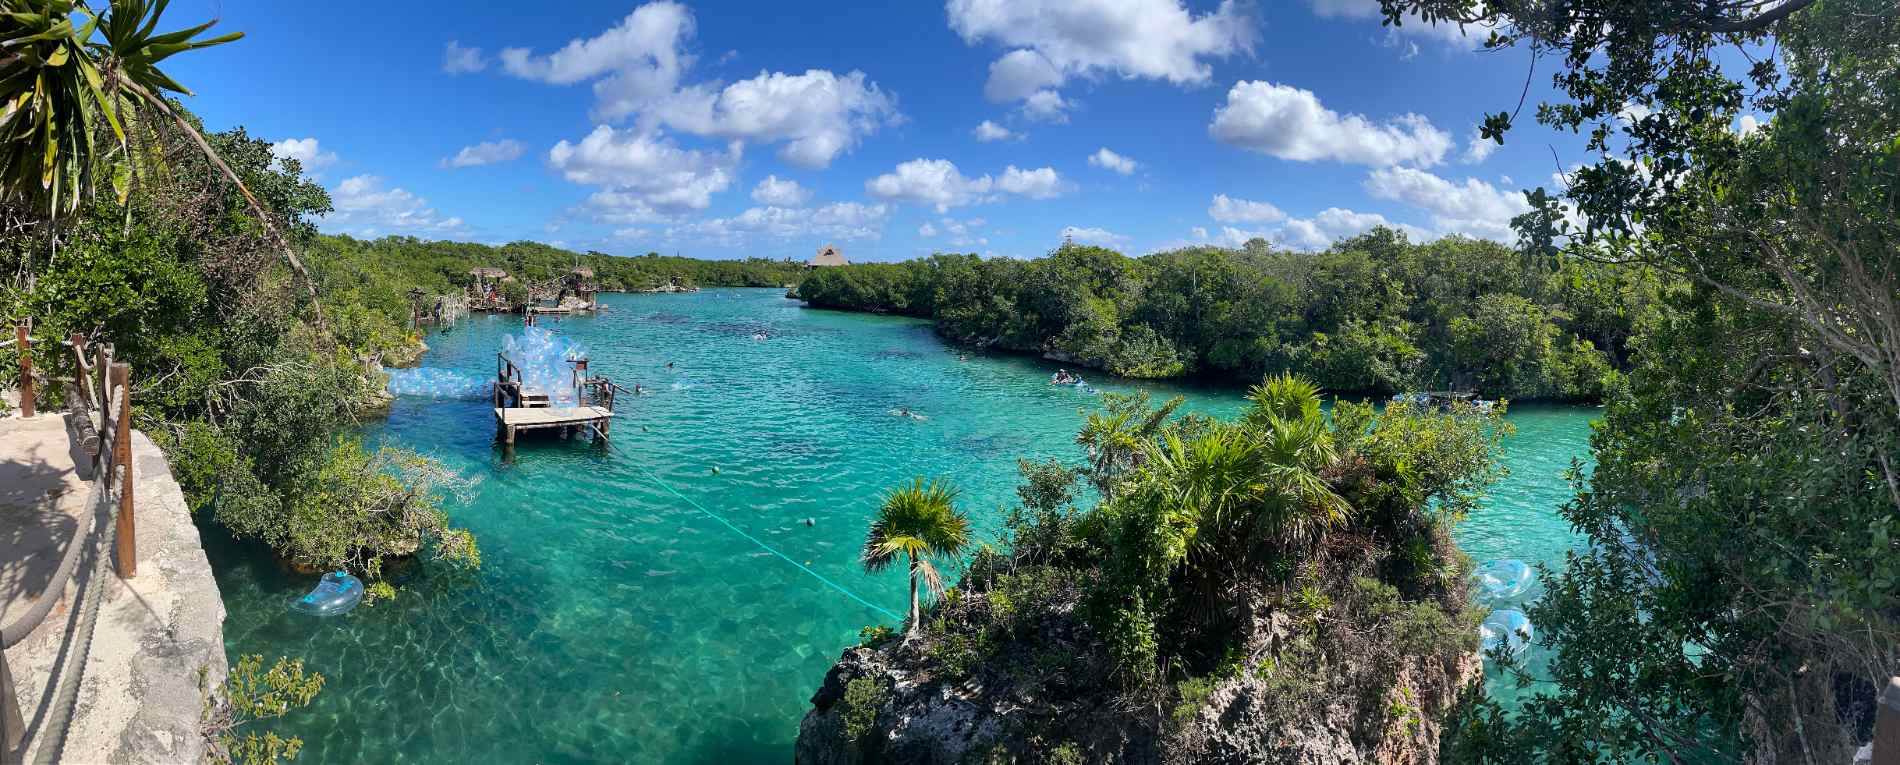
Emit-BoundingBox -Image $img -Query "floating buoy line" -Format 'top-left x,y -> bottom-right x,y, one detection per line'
599,422 -> 902,622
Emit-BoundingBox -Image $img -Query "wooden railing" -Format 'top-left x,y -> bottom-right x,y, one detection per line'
2,323 -> 137,758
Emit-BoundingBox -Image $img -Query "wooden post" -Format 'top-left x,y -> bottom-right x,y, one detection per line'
110,362 -> 135,578
16,321 -> 31,418
67,333 -> 87,410
1876,677 -> 1900,765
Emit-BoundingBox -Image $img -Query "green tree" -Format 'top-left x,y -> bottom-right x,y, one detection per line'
1381,0 -> 1900,759
862,478 -> 972,637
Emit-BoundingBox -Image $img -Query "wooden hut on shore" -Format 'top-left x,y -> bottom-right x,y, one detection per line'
808,244 -> 848,268
468,267 -> 511,311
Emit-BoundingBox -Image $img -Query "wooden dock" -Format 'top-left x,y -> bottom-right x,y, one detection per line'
492,351 -> 629,445
495,405 -> 614,444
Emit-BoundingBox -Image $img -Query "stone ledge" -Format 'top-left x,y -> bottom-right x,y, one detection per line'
10,428 -> 228,764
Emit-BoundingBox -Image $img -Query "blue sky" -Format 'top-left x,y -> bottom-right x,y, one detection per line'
163,0 -> 1597,261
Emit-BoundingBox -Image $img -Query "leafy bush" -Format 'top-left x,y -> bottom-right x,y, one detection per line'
840,676 -> 889,745
201,655 -> 324,765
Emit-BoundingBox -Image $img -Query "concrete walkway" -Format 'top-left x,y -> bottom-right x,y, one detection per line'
0,414 -> 91,633
2,409 -> 228,763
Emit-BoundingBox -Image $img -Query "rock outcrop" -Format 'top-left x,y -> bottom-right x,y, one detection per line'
795,589 -> 1482,765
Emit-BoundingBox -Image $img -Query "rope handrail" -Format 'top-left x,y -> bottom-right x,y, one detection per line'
3,327 -> 132,756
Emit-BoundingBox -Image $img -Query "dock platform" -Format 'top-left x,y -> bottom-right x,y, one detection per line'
494,405 -> 613,444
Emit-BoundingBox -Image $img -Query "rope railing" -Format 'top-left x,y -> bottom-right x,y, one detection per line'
2,324 -> 136,760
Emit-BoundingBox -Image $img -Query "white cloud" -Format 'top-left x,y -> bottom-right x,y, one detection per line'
750,175 -> 811,207
1061,225 -> 1129,247
548,125 -> 739,220
1088,147 -> 1137,175
1208,193 -> 1285,223
1383,32 -> 1421,61
647,69 -> 898,168
972,120 -> 1019,142
865,159 -> 994,212
269,138 -> 336,172
1737,114 -> 1763,136
1277,207 -> 1423,249
918,217 -> 988,247
1364,165 -> 1531,241
668,201 -> 889,245
500,4 -> 894,168
1305,0 -> 1482,48
951,0 -> 1256,115
1192,224 -> 1273,248
1210,81 -> 1451,167
1462,129 -> 1498,163
1020,90 -> 1071,123
325,175 -> 465,233
443,41 -> 486,74
997,165 -> 1067,198
984,49 -> 1064,102
500,1 -> 695,121
440,139 -> 525,169
865,160 -> 1068,211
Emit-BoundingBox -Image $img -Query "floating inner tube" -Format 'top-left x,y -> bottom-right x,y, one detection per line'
1479,608 -> 1534,658
1472,558 -> 1533,604
291,571 -> 364,617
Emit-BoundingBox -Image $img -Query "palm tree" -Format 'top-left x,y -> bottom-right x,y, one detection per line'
861,478 -> 971,638
1076,391 -> 1183,499
0,1 -> 323,320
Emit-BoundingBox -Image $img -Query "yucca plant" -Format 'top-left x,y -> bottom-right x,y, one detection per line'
0,0 -> 321,316
862,478 -> 971,637
0,0 -> 232,218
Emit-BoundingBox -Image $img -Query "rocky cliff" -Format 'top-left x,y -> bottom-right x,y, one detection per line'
795,563 -> 1483,764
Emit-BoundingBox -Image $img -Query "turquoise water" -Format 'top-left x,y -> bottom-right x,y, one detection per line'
203,288 -> 1594,762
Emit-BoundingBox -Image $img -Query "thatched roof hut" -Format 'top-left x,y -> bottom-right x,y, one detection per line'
470,267 -> 508,280
570,266 -> 595,278
808,244 -> 848,267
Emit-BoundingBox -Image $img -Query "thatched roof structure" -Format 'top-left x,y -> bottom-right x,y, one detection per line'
570,266 -> 595,278
470,267 -> 508,279
808,244 -> 848,267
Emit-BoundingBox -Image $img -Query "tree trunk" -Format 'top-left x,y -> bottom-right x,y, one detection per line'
907,553 -> 921,638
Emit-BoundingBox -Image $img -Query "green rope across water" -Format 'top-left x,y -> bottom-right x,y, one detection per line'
618,447 -> 903,622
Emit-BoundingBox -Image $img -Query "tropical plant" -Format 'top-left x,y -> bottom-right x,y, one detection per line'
1075,391 -> 1183,499
862,477 -> 972,637
0,0 -> 322,311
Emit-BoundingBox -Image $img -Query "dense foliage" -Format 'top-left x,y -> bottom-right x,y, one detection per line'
864,376 -> 1512,758
1376,0 -> 1900,761
795,234 -> 1661,401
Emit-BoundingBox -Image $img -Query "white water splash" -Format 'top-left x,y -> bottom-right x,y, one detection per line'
501,327 -> 588,405
385,367 -> 489,400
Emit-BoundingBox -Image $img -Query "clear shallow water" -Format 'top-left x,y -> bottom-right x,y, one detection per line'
204,288 -> 1595,762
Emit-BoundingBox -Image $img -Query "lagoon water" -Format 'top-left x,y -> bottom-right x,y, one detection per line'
205,288 -> 1594,763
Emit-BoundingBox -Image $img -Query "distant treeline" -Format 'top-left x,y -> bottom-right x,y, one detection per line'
301,235 -> 808,340
794,231 -> 1670,401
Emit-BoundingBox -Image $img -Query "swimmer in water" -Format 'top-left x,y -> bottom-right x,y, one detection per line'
665,362 -> 674,369
633,383 -> 644,395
